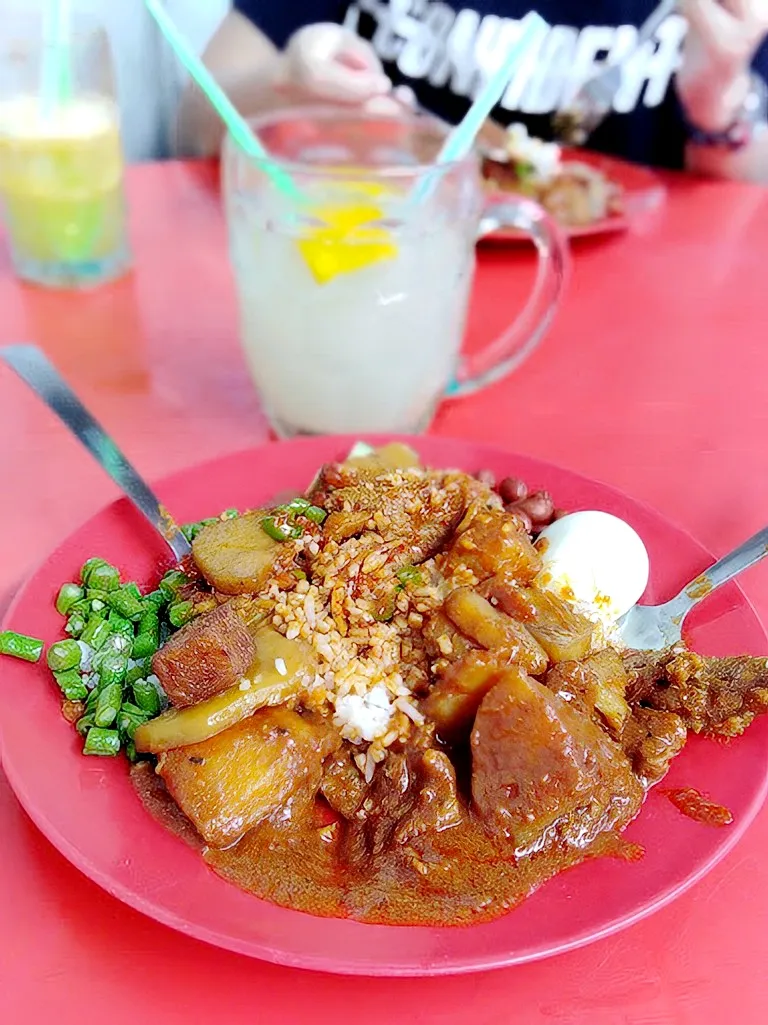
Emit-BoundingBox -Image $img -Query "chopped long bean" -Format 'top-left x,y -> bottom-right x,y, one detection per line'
159,570 -> 188,599
168,600 -> 194,628
55,583 -> 84,615
80,616 -> 110,650
83,727 -> 121,756
0,630 -> 44,663
53,669 -> 88,701
98,651 -> 128,688
132,677 -> 164,715
65,613 -> 87,638
132,610 -> 159,659
46,639 -> 82,673
107,609 -> 134,640
85,562 -> 120,593
142,589 -> 167,613
125,658 -> 150,687
94,682 -> 122,728
80,557 -> 107,584
76,714 -> 95,737
117,702 -> 149,740
106,587 -> 144,621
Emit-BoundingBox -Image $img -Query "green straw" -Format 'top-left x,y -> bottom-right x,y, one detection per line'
144,0 -> 301,201
413,11 -> 548,203
41,0 -> 73,120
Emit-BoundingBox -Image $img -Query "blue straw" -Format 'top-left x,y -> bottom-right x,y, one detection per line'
41,0 -> 73,120
144,0 -> 302,201
413,12 -> 548,203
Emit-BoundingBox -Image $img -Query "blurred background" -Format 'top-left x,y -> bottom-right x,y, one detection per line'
0,0 -> 230,161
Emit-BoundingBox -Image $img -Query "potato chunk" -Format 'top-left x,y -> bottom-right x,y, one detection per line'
135,627 -> 316,753
420,650 -> 504,744
151,602 -> 255,708
192,512 -> 287,595
546,649 -> 630,736
486,573 -> 594,662
157,708 -> 339,848
444,588 -> 548,675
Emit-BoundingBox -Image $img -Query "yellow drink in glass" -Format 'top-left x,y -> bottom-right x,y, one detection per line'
0,94 -> 130,287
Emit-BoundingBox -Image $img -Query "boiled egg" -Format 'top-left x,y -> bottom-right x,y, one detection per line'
534,511 -> 650,625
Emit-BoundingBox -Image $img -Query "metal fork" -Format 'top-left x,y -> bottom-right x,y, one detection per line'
554,0 -> 678,145
618,525 -> 768,651
0,345 -> 192,563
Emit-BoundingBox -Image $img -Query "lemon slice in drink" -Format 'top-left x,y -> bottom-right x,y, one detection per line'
298,181 -> 398,284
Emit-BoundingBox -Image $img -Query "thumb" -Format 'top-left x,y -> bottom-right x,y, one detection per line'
333,30 -> 386,75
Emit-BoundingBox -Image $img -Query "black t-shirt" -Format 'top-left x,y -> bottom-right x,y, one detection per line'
234,0 -> 768,169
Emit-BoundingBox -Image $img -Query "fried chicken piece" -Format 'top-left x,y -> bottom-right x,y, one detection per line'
620,707 -> 687,786
311,463 -> 473,566
624,646 -> 768,737
439,503 -> 541,585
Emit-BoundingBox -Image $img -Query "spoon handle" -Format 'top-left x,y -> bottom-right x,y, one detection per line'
1,345 -> 192,563
673,525 -> 768,617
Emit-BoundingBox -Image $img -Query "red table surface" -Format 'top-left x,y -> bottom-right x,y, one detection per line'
1,161 -> 767,1023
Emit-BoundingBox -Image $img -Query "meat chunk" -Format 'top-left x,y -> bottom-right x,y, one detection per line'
321,749 -> 369,821
394,749 -> 464,844
157,708 -> 339,848
344,746 -> 463,861
621,707 -> 687,786
471,666 -> 643,852
624,646 -> 768,737
151,601 -> 255,708
440,505 -> 541,585
444,588 -> 548,675
486,574 -> 594,662
546,649 -> 631,736
192,512 -> 293,595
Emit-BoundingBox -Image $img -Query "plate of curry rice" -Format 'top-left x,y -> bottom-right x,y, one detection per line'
1,435 -> 766,976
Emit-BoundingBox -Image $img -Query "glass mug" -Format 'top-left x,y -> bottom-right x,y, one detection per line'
0,12 -> 131,289
223,108 -> 568,437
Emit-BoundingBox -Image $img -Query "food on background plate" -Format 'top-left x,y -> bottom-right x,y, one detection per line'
482,122 -> 623,228
6,441 -> 768,926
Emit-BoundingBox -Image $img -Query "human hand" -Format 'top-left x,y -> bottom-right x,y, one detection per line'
677,0 -> 768,128
278,23 -> 397,107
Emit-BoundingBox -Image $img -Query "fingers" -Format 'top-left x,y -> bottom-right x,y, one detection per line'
288,23 -> 392,104
680,0 -> 739,39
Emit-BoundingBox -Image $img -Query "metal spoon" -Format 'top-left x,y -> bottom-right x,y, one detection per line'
619,526 -> 768,650
0,344 -> 192,563
552,0 -> 678,145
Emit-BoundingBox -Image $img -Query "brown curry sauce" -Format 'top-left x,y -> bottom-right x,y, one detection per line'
132,761 -> 640,926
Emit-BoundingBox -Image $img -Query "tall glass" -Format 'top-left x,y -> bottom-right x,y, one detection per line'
223,109 -> 568,436
0,13 -> 131,288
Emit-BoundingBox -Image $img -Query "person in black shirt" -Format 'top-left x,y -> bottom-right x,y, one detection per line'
178,2 -> 768,181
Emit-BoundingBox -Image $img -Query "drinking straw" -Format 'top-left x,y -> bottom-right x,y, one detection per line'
41,0 -> 73,120
143,0 -> 301,201
412,11 -> 548,203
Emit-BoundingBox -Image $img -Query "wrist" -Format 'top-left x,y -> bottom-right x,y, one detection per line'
676,65 -> 751,133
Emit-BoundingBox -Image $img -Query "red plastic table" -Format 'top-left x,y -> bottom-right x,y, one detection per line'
1,161 -> 767,1024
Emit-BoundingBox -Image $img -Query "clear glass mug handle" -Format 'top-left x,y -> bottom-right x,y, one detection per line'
447,197 -> 570,398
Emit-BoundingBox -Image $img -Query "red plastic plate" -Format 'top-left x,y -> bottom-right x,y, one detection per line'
1,436 -> 766,976
481,149 -> 665,242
